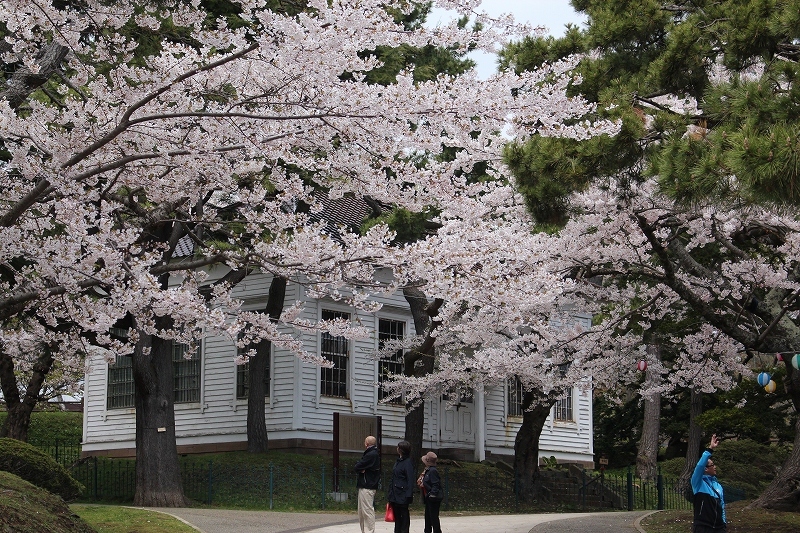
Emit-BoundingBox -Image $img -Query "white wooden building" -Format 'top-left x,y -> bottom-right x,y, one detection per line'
81,272 -> 594,466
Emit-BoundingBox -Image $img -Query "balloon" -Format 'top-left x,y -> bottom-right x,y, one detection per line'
765,380 -> 777,393
757,372 -> 772,387
637,360 -> 647,371
776,352 -> 784,362
793,354 -> 800,370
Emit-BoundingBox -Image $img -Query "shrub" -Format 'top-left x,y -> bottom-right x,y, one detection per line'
653,439 -> 789,497
0,411 -> 83,446
26,412 -> 83,446
0,438 -> 84,501
0,471 -> 95,533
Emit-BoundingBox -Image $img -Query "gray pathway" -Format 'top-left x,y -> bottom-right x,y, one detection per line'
529,510 -> 656,532
143,508 -> 658,533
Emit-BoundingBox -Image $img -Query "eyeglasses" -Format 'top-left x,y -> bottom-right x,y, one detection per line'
705,462 -> 716,468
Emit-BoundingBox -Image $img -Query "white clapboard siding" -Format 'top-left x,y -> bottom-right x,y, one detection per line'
483,382 -> 593,462
82,355 -> 135,449
82,273 -> 593,465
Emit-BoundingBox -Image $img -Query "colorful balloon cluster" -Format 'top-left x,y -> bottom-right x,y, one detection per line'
758,372 -> 776,393
761,352 -> 800,394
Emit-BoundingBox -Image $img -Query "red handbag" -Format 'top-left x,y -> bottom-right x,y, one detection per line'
384,502 -> 395,522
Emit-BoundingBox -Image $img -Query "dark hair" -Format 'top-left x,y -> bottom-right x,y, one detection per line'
397,440 -> 411,457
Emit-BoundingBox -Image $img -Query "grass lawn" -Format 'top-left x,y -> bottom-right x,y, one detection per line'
71,505 -> 199,533
640,500 -> 800,533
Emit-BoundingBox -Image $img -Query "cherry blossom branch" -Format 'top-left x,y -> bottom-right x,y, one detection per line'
634,212 -> 760,347
62,43 -> 260,168
0,179 -> 55,227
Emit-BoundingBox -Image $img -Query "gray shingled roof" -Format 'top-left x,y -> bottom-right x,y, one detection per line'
174,193 -> 384,257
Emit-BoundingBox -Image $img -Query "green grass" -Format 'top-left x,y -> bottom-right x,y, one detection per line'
640,500 -> 800,533
0,471 -> 94,533
71,505 -> 199,533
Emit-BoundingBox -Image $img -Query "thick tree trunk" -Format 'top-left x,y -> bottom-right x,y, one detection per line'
748,416 -> 800,511
402,287 -> 435,462
514,393 -> 553,503
636,346 -> 661,481
0,345 -> 55,441
678,388 -> 703,492
132,320 -> 188,507
246,339 -> 270,453
636,391 -> 660,480
246,276 -> 286,453
748,358 -> 800,511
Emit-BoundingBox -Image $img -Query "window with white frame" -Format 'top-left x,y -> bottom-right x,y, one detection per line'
320,309 -> 349,398
553,388 -> 574,421
173,341 -> 201,403
377,318 -> 405,404
107,355 -> 134,409
507,377 -> 525,417
107,336 -> 201,408
236,343 -> 271,400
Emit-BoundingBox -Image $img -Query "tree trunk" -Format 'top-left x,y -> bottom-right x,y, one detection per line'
677,388 -> 703,492
514,392 -> 553,503
132,319 -> 188,507
748,357 -> 800,511
636,345 -> 661,481
748,416 -> 800,511
402,287 -> 435,463
246,339 -> 270,454
0,345 -> 55,441
246,276 -> 287,453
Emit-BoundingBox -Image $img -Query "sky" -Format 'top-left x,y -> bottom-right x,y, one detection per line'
427,0 -> 588,79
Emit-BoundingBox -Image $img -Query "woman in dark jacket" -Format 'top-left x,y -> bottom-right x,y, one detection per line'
419,451 -> 443,533
387,440 -> 415,533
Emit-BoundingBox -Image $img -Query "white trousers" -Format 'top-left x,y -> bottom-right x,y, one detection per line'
357,487 -> 377,533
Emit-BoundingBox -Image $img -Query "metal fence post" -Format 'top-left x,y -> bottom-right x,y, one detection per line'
581,466 -> 586,510
207,461 -> 213,505
600,470 -> 605,507
93,456 -> 98,501
642,475 -> 647,509
321,464 -> 326,509
626,466 -> 633,511
269,464 -> 274,510
443,466 -> 449,510
657,466 -> 664,510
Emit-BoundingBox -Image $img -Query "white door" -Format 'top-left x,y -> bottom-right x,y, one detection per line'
440,390 -> 475,444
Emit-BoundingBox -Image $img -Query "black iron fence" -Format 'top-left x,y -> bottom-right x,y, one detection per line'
35,442 -> 744,512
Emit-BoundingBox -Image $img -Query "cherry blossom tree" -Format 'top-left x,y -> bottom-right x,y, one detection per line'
529,177 -> 799,509
496,0 -> 800,508
0,0 -> 615,506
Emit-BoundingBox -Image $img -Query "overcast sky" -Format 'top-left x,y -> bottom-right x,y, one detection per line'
427,0 -> 587,78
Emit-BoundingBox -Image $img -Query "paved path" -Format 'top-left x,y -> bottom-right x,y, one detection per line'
144,508 -> 658,533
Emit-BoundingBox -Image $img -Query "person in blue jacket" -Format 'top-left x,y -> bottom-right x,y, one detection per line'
691,434 -> 726,532
387,440 -> 415,533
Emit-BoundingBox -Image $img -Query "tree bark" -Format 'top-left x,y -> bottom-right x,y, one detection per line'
636,345 -> 661,481
678,388 -> 704,493
748,358 -> 800,511
0,43 -> 69,110
514,392 -> 553,503
246,276 -> 287,453
132,316 -> 188,507
402,286 -> 437,463
0,345 -> 55,441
